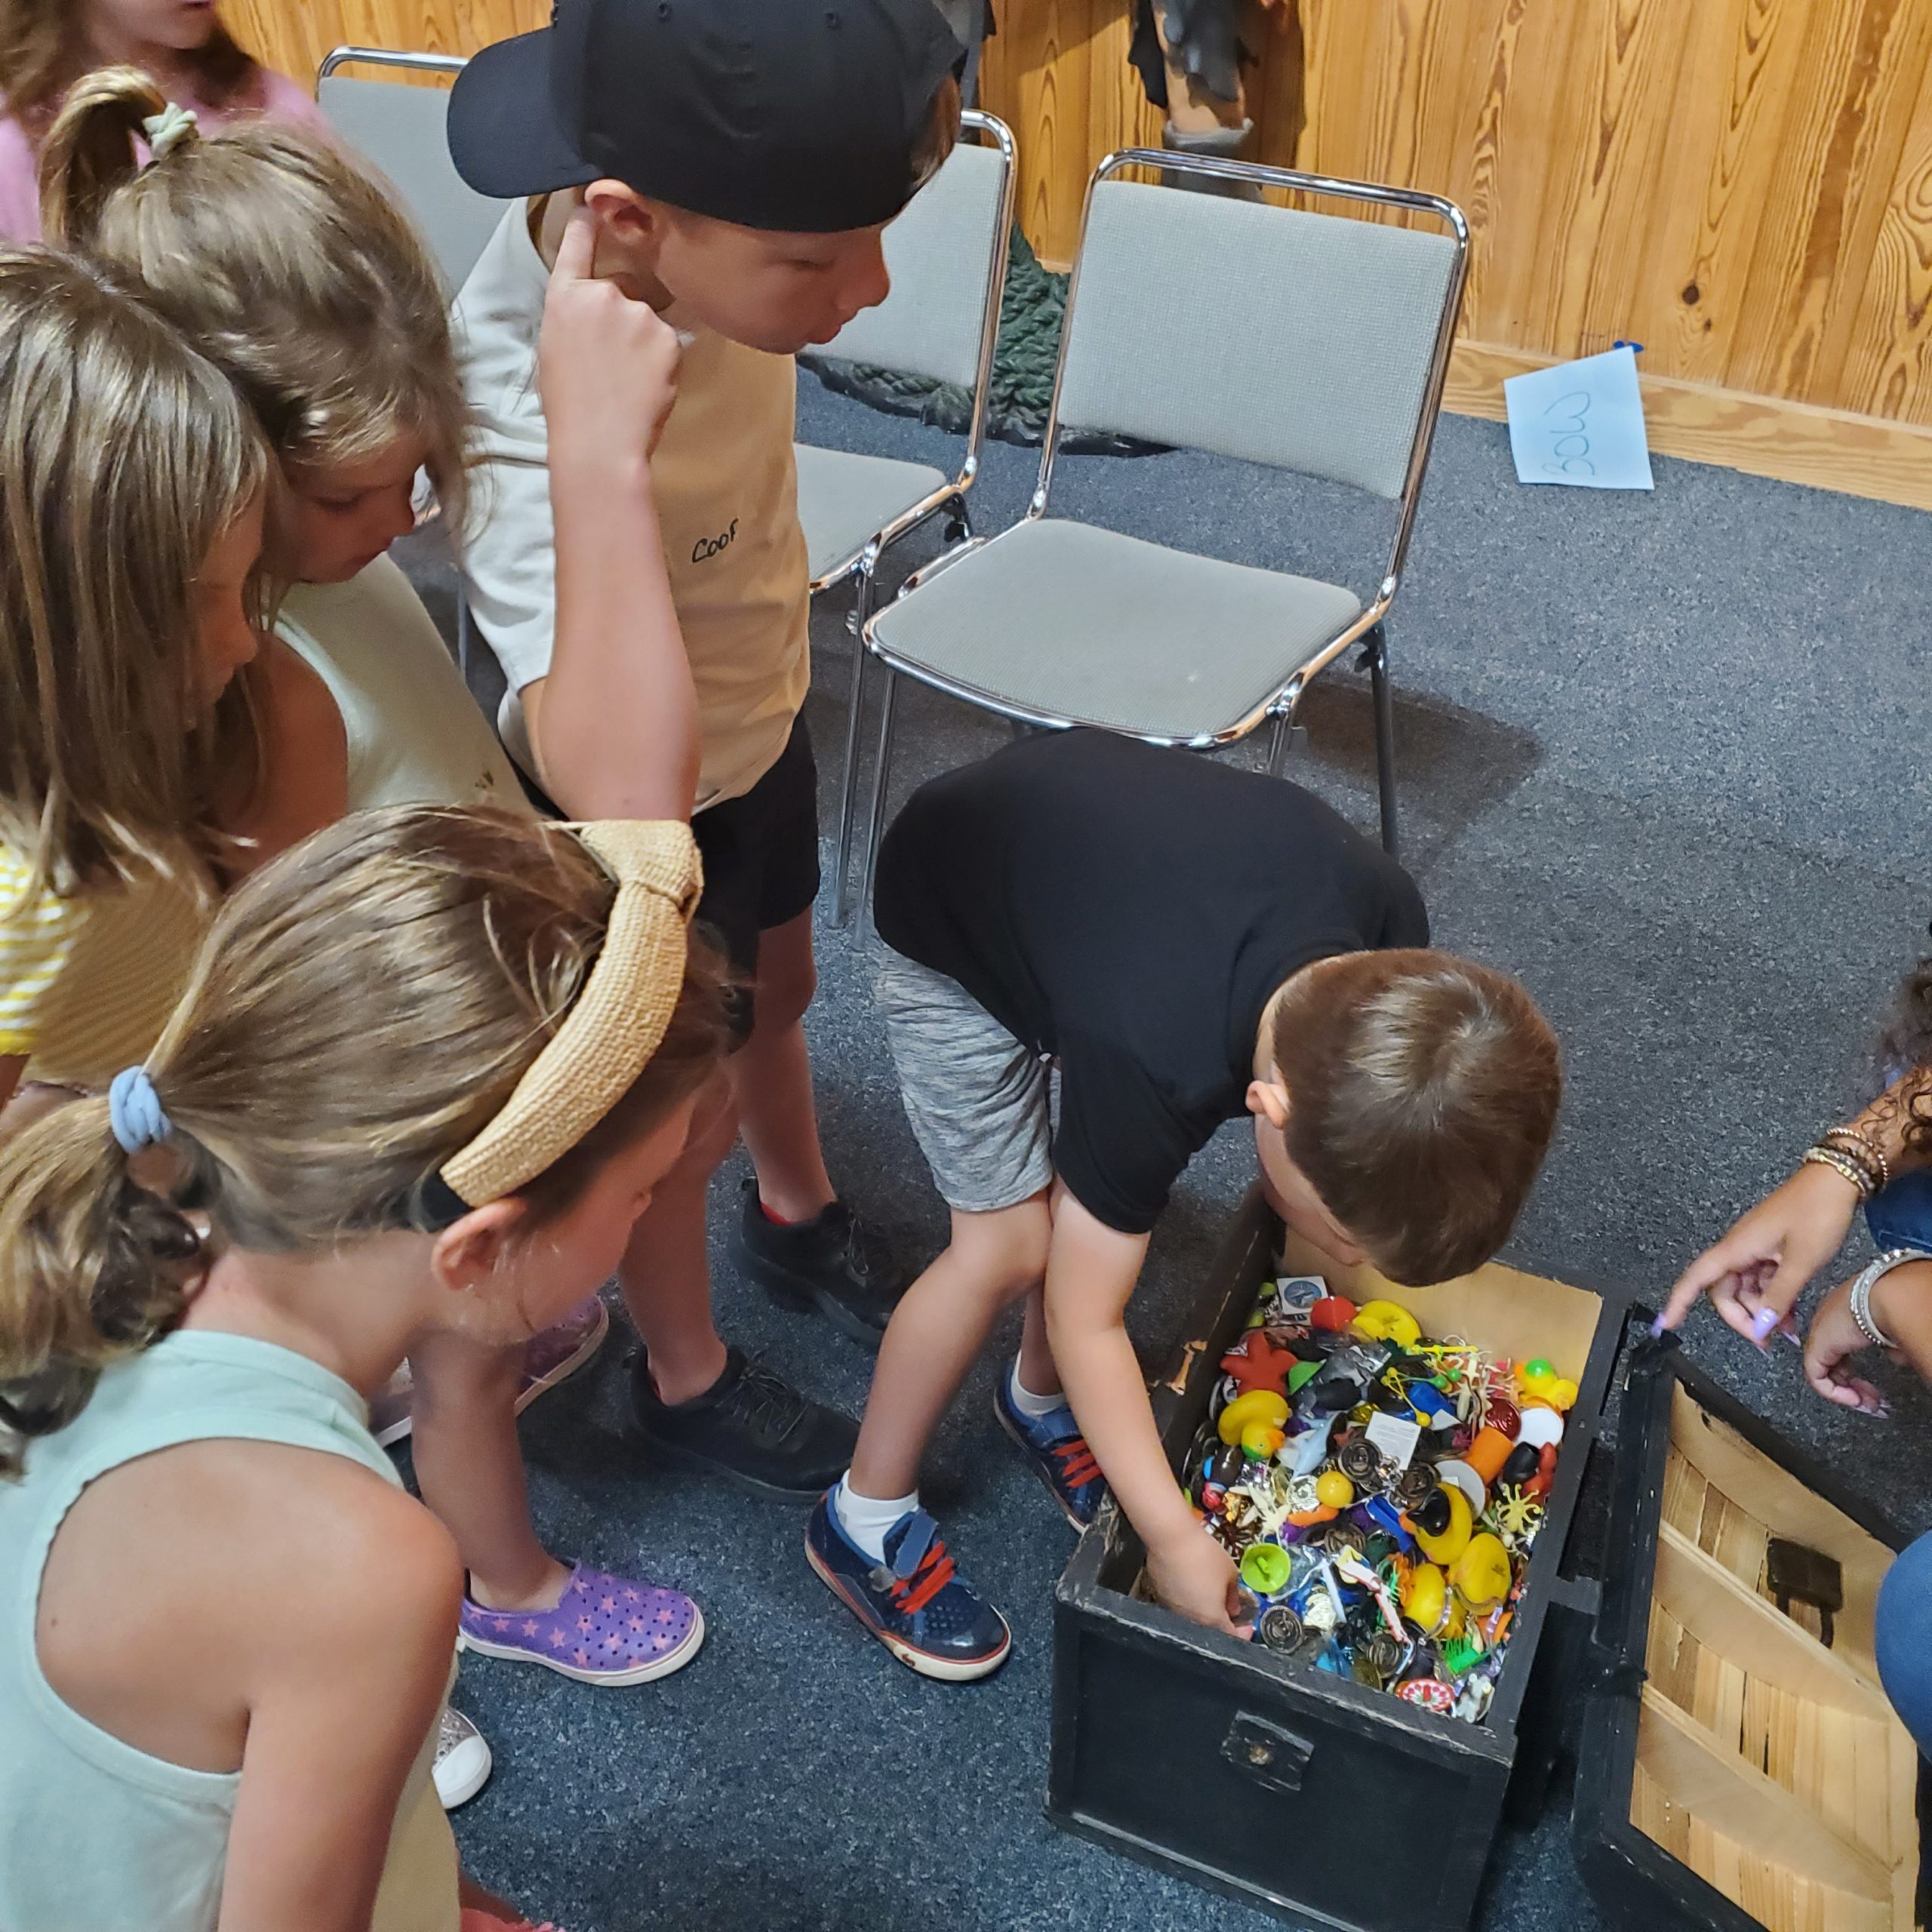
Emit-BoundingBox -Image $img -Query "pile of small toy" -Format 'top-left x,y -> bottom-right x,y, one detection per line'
1181,1274 -> 1577,1724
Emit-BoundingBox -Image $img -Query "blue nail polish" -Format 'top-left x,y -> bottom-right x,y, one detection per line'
1749,1307 -> 1779,1341
1648,1313 -> 1667,1337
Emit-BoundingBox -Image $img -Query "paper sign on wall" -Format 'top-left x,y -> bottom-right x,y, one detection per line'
1504,346 -> 1654,491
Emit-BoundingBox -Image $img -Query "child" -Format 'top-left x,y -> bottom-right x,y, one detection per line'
0,801 -> 730,1932
13,78 -> 700,1710
443,0 -> 963,1495
810,731 -> 1564,1678
0,0 -> 322,239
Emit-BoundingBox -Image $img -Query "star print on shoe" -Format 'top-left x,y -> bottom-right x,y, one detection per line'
458,1563 -> 703,1686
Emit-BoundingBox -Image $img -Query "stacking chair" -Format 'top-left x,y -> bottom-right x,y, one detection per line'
318,47 -> 506,675
851,150 -> 1469,912
799,109 -> 1015,921
317,48 -> 503,294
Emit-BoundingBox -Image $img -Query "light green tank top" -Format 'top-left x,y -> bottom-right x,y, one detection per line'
0,1329 -> 460,1932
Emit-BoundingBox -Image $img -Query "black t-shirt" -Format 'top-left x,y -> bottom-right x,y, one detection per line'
875,731 -> 1430,1235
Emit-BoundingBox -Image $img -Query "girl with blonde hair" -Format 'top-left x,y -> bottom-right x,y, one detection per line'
40,67 -> 851,1710
8,75 -> 707,1772
0,802 -> 731,1932
0,0 -> 321,239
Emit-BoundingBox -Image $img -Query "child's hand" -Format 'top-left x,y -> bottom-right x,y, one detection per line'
540,205 -> 681,459
1660,1161 -> 1860,1345
1145,1525 -> 1252,1637
1802,1277 -> 1888,1414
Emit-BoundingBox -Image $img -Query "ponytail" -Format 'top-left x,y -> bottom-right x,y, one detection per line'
35,66 -> 183,249
0,1096 -> 203,1478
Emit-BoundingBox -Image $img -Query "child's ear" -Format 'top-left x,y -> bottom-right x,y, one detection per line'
1245,1077 -> 1291,1132
583,180 -> 661,254
430,1197 -> 531,1294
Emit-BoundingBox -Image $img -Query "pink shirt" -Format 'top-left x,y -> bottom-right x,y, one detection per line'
0,64 -> 325,242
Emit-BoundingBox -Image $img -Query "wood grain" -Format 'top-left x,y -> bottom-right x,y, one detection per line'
237,0 -> 1932,498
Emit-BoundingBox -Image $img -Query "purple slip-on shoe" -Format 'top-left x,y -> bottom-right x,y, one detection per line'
459,1563 -> 704,1686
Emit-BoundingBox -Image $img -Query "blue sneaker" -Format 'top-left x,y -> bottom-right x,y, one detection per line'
994,1374 -> 1108,1527
805,1492 -> 1011,1681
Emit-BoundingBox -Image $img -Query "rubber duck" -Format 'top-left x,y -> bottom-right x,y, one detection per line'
1217,1389 -> 1290,1447
1411,1484 -> 1474,1566
1515,1358 -> 1578,1412
1241,1421 -> 1287,1461
1351,1299 -> 1421,1348
1398,1561 -> 1464,1638
1452,1531 -> 1512,1609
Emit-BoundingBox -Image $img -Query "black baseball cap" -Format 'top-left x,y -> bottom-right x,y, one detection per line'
447,0 -> 964,234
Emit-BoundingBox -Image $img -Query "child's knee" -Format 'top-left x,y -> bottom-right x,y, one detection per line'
949,1195 -> 1051,1297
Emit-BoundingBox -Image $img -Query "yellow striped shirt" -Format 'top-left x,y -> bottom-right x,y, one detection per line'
0,844 -> 210,1088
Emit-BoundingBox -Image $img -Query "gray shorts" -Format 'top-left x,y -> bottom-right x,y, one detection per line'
877,953 -> 1054,1216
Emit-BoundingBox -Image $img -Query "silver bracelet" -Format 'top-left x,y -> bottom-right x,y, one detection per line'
1848,1248 -> 1932,1349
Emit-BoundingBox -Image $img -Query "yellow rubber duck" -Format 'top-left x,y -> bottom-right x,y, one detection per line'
1217,1389 -> 1290,1446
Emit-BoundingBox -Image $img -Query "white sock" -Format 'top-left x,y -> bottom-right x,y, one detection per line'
833,1473 -> 919,1562
1008,1356 -> 1067,1420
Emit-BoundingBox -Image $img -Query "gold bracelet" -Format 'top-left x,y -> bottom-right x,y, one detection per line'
1801,1145 -> 1875,1199
1823,1123 -> 1891,1195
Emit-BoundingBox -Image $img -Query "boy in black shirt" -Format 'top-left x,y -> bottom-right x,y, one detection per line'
805,731 -> 1562,1679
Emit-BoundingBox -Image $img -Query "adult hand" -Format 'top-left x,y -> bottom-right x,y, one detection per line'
1144,1524 -> 1252,1637
1801,1277 -> 1887,1414
1660,1161 -> 1861,1344
540,204 -> 681,460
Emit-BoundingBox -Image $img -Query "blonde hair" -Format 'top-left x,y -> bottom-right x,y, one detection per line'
1266,949 -> 1562,1286
0,247 -> 268,894
0,805 -> 733,1473
0,0 -> 255,135
40,66 -> 470,534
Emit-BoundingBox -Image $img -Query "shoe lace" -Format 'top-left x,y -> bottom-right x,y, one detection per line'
723,1359 -> 807,1441
889,1536 -> 958,1617
1051,1435 -> 1102,1490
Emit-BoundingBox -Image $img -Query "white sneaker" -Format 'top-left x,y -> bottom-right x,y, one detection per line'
432,1706 -> 493,1810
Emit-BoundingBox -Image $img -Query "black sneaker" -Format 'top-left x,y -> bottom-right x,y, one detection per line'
734,1179 -> 903,1348
631,1346 -> 857,1497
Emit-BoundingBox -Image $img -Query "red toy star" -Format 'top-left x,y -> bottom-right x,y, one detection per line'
1220,1330 -> 1301,1396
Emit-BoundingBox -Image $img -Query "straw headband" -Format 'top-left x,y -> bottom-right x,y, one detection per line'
426,820 -> 703,1216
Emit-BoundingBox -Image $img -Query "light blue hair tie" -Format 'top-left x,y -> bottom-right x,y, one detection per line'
107,1067 -> 172,1155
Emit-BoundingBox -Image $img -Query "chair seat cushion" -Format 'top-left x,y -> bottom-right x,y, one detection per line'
795,444 -> 949,583
867,518 -> 1363,740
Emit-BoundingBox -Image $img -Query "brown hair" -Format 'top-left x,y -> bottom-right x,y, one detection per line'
0,246 -> 267,894
41,66 -> 470,536
1266,949 -> 1561,1286
0,0 -> 255,136
1877,954 -> 1932,1161
0,805 -> 732,1472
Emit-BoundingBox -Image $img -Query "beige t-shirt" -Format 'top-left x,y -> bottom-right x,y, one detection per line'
452,204 -> 811,811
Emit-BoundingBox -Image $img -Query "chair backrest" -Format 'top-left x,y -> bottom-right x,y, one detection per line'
317,50 -> 504,293
814,110 -> 1015,395
1051,169 -> 1465,503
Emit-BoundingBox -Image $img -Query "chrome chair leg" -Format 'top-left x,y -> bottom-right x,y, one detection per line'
860,666 -> 901,920
1363,623 -> 1398,858
455,586 -> 471,681
1266,710 -> 1291,777
832,560 -> 878,926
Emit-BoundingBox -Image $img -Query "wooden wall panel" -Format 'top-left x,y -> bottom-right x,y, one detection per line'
235,0 -> 1932,500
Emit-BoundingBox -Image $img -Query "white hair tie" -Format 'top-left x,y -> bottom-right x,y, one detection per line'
141,102 -> 198,162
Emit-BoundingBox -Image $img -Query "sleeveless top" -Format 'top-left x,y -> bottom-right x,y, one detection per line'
0,1330 -> 460,1932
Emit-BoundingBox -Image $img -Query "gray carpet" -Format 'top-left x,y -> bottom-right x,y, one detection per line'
395,377 -> 1932,1932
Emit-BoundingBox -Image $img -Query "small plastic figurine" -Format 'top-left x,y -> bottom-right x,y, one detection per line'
1515,1358 -> 1578,1411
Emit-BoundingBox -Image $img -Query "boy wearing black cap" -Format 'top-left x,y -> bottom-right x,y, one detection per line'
446,0 -> 962,1500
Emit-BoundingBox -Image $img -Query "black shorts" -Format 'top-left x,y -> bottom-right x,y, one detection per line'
513,717 -> 820,1037
691,717 -> 822,980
